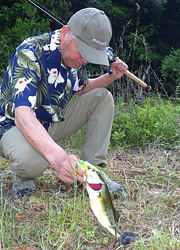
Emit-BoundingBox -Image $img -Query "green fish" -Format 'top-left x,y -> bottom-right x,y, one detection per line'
80,160 -> 139,246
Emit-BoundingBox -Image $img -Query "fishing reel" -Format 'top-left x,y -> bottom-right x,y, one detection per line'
106,46 -> 116,74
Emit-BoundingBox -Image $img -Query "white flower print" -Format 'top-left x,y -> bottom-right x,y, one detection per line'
49,31 -> 60,51
51,32 -> 59,44
28,96 -> 36,108
47,68 -> 58,83
47,68 -> 64,87
55,72 -> 65,88
43,44 -> 50,51
73,75 -> 80,92
50,42 -> 57,51
15,77 -> 32,95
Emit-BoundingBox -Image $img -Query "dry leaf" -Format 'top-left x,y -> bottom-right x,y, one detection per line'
33,222 -> 45,227
50,226 -> 58,234
38,188 -> 48,193
17,213 -> 26,221
17,246 -> 36,250
24,246 -> 36,250
130,189 -> 139,195
34,204 -> 45,211
16,246 -> 36,250
167,199 -> 179,207
30,210 -> 40,218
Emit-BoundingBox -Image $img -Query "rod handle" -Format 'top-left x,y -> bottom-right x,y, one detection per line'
125,70 -> 151,91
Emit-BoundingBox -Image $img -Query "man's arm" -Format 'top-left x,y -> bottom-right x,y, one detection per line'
14,106 -> 84,184
77,57 -> 128,96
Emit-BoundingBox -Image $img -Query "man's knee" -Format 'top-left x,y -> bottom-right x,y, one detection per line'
104,89 -> 114,108
95,88 -> 114,107
11,146 -> 49,180
1,127 -> 49,180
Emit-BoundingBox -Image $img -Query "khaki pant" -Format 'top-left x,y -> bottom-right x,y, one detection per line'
0,88 -> 114,180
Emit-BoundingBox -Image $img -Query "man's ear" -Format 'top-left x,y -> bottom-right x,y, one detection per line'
59,25 -> 70,40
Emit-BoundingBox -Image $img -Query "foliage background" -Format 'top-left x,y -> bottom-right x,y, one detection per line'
0,0 -> 180,98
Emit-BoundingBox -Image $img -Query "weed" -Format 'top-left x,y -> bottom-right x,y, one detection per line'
0,146 -> 180,249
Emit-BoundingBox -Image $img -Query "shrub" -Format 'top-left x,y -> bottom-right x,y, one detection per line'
111,96 -> 180,149
161,49 -> 180,96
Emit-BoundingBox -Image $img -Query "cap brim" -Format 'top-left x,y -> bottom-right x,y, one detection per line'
76,36 -> 109,66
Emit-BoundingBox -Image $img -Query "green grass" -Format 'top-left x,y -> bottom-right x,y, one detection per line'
0,146 -> 180,250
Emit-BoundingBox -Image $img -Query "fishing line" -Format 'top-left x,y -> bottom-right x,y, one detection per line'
27,0 -> 65,26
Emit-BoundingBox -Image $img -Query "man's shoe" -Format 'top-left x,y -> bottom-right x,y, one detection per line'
11,176 -> 36,196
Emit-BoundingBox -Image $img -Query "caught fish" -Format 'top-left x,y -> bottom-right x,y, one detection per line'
79,160 -> 139,246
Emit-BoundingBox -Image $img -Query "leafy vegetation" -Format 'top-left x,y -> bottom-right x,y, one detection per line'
111,96 -> 180,149
161,49 -> 180,96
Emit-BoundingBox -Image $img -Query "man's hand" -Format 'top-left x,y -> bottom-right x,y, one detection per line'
110,57 -> 128,80
54,154 -> 85,184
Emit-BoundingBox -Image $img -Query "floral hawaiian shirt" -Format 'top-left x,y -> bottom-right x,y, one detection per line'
0,29 -> 88,139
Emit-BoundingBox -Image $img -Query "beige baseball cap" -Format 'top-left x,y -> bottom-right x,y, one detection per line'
68,8 -> 112,66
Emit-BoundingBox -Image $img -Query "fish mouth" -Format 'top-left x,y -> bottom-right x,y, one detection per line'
87,183 -> 103,191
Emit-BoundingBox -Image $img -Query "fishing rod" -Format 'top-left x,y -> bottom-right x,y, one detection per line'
27,0 -> 64,26
27,0 -> 151,91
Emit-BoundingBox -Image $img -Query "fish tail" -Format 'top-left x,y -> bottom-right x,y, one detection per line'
118,231 -> 139,245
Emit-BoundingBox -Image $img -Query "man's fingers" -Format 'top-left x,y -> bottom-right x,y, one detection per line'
63,177 -> 74,184
112,57 -> 128,73
56,154 -> 85,184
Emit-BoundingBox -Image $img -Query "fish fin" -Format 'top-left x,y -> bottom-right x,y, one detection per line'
119,231 -> 139,245
99,170 -> 120,222
114,207 -> 120,223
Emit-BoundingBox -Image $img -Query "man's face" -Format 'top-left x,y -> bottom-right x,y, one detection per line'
60,26 -> 88,68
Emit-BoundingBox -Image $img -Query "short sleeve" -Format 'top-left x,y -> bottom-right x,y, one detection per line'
11,47 -> 41,109
77,65 -> 88,90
